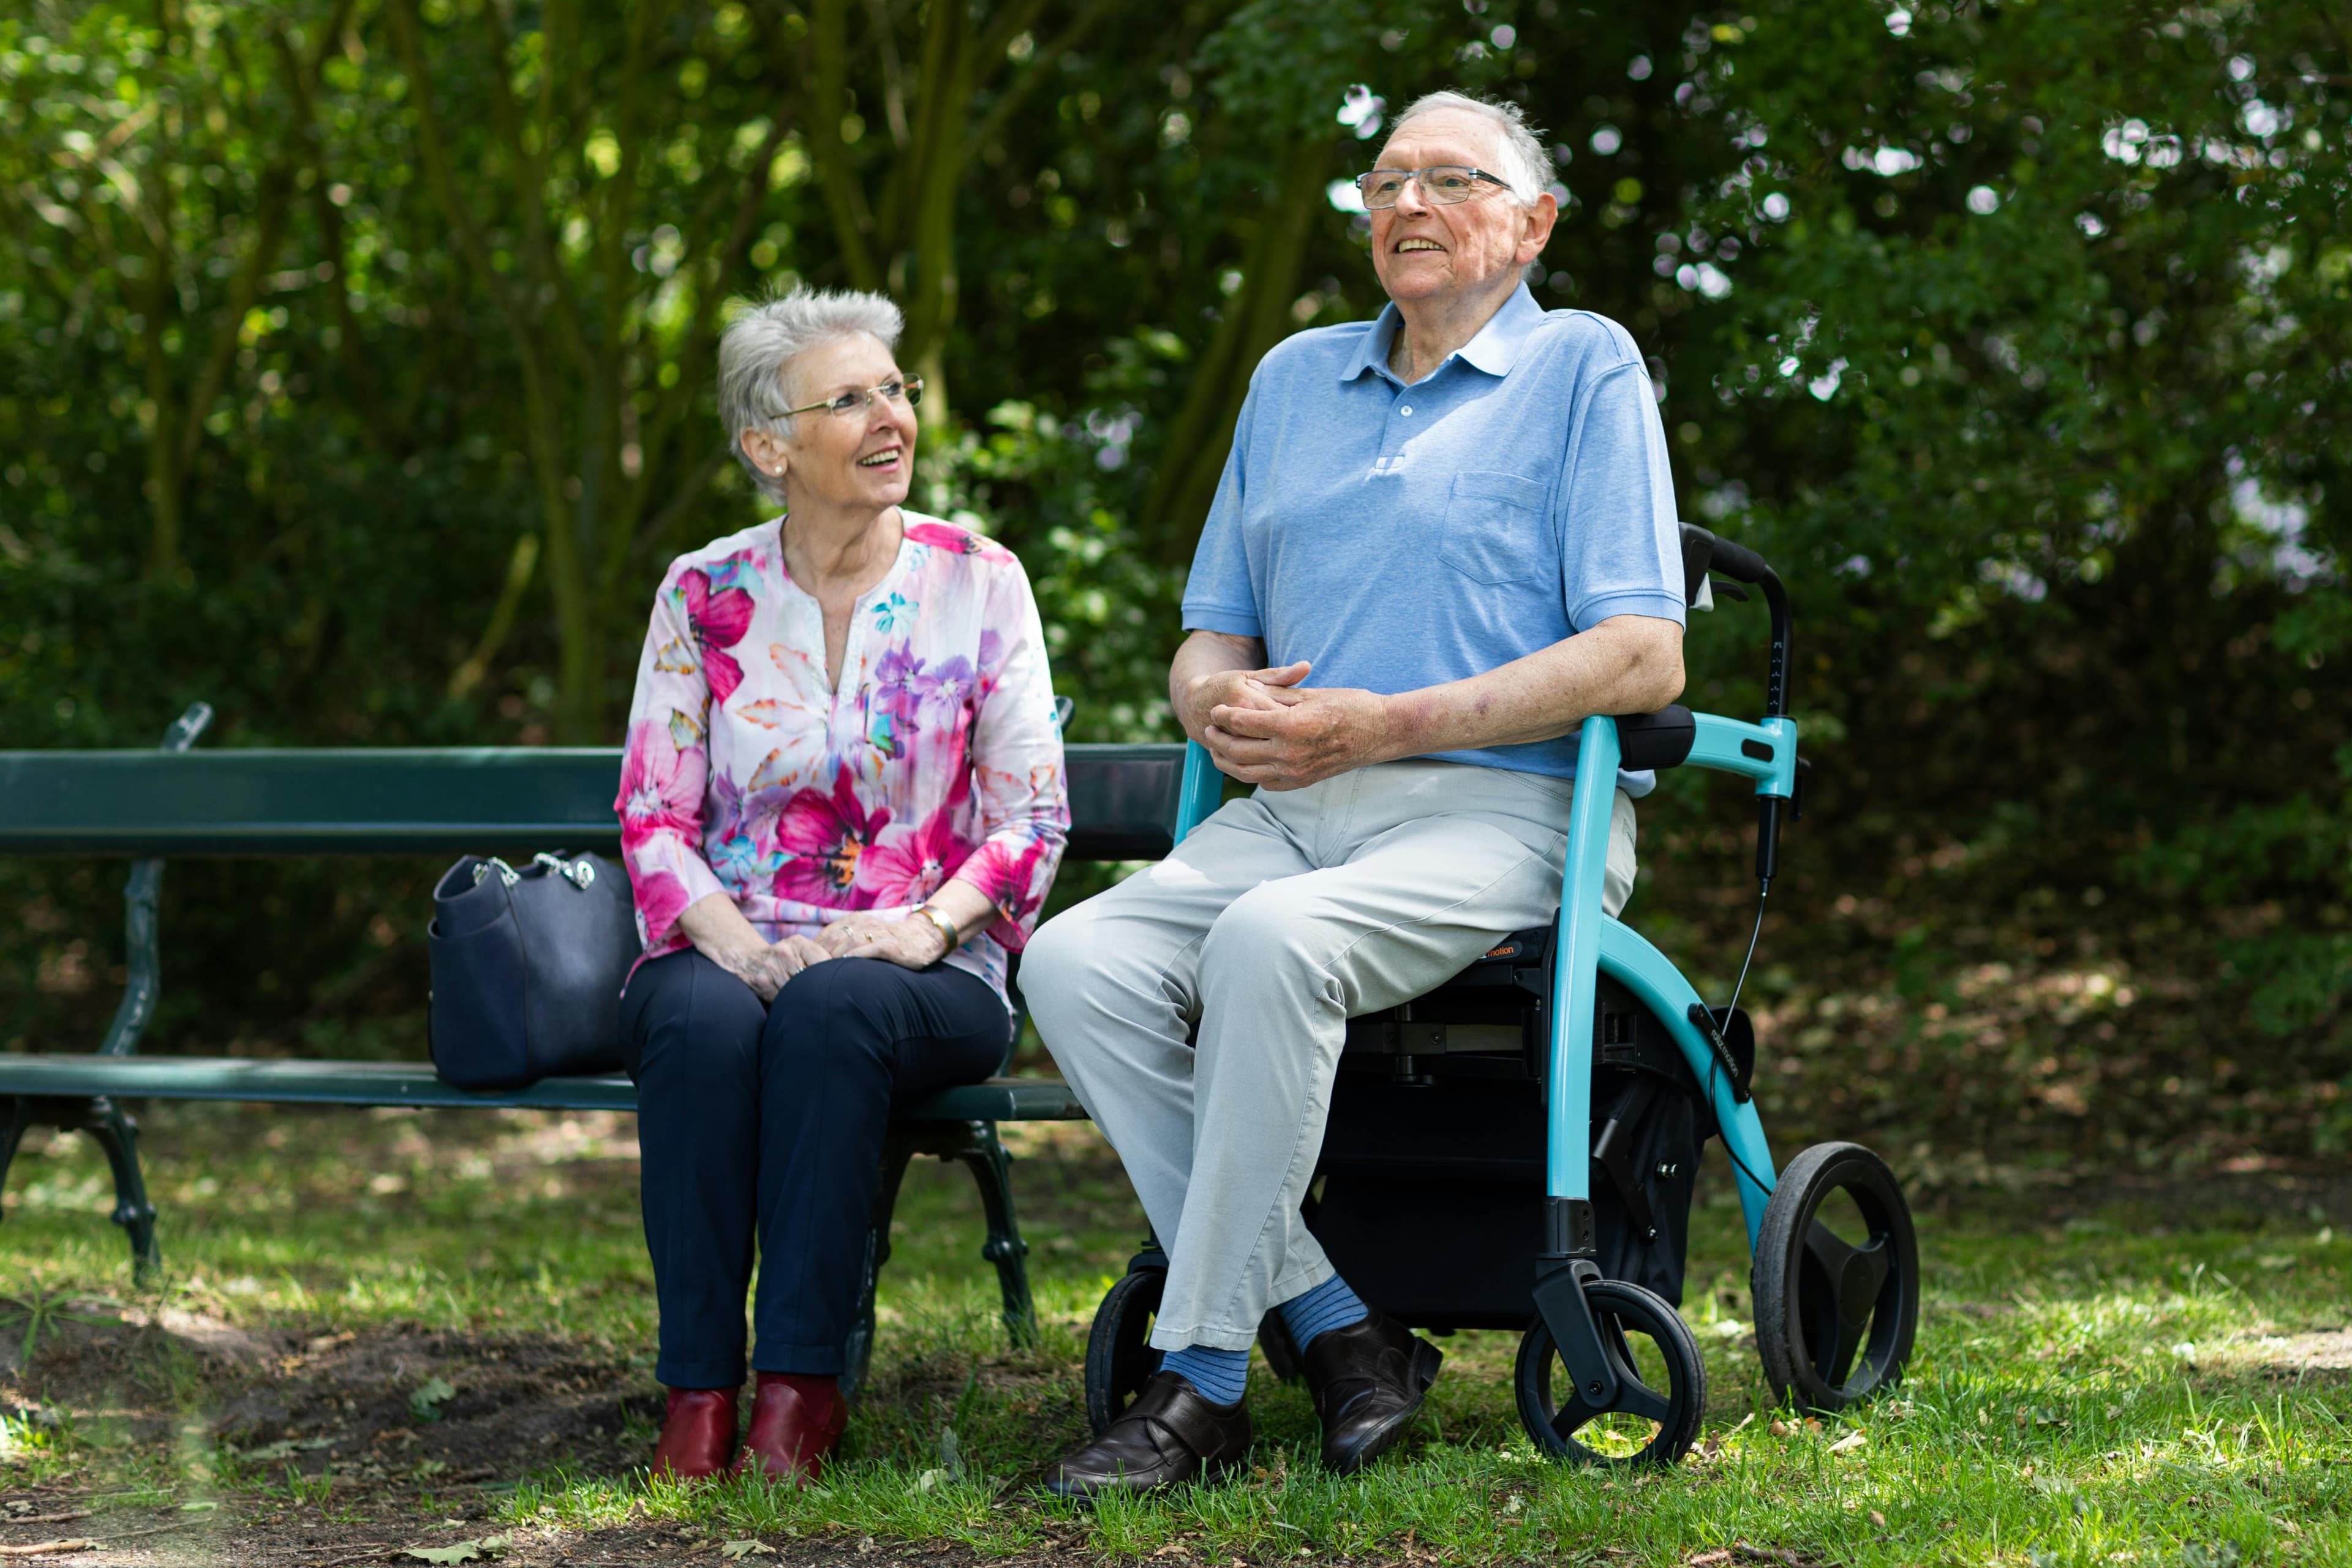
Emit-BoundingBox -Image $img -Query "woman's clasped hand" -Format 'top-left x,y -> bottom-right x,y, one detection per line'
737,934 -> 832,1003
812,911 -> 952,969
711,911 -> 973,1003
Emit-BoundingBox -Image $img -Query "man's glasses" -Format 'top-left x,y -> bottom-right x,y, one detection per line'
1354,165 -> 1512,210
778,377 -> 925,420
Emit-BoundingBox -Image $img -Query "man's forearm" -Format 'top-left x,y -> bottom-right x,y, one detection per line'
1379,616 -> 1685,760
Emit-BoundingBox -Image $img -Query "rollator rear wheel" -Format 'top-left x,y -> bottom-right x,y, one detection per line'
1751,1140 -> 1920,1414
1084,1266 -> 1309,1435
1084,1266 -> 1166,1435
1513,1280 -> 1706,1466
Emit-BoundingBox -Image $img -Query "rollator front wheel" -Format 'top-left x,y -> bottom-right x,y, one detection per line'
1084,1266 -> 1166,1435
1751,1140 -> 1920,1414
1513,1279 -> 1706,1466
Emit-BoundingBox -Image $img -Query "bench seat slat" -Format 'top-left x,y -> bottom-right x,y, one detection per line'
0,742 -> 1189,862
0,1055 -> 1085,1123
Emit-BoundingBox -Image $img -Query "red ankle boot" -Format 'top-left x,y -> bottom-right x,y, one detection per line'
651,1386 -> 739,1480
734,1371 -> 846,1483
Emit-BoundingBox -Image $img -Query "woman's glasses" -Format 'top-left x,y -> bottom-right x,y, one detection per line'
779,377 -> 925,420
1354,165 -> 1510,209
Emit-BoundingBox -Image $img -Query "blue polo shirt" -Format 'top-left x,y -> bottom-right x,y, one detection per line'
1181,284 -> 1686,792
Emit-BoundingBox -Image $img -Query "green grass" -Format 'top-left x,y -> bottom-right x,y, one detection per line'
2,1101 -> 2350,1564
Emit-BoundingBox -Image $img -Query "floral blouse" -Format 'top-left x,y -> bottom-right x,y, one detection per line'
613,511 -> 1069,1011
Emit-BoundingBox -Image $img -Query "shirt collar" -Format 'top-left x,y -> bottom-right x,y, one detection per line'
1341,282 -> 1545,385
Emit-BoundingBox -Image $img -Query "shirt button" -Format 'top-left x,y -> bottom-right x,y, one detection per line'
1400,405 -> 1414,417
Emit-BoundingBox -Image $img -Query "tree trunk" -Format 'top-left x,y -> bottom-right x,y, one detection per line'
1137,137 -> 1332,564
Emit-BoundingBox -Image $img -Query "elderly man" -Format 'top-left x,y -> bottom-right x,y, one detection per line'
1026,90 -> 1688,1496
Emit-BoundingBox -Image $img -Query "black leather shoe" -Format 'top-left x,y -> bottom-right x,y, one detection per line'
1041,1371 -> 1251,1499
1302,1311 -> 1444,1474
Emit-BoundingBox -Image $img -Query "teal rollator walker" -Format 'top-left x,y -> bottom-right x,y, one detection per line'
1080,524 -> 1921,1466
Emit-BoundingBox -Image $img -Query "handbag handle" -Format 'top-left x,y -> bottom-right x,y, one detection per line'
532,851 -> 599,890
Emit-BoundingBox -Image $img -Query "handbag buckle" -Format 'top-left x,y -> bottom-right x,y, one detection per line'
473,857 -> 521,888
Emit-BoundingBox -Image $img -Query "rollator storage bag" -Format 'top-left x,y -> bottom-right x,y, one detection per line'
427,851 -> 637,1088
1589,1063 -> 1704,1306
1309,1072 -> 1551,1330
1310,971 -> 1711,1327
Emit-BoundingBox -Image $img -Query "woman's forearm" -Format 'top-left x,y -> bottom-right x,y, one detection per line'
921,878 -> 999,941
676,891 -> 771,972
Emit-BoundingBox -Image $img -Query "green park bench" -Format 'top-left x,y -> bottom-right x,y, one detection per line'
0,702 -> 1189,1391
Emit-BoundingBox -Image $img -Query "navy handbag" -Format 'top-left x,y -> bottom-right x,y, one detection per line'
427,851 -> 640,1088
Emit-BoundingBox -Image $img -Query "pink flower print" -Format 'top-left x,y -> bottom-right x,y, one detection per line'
679,567 -> 755,706
905,521 -> 983,555
906,520 -> 1012,564
630,867 -> 693,951
862,800 -> 974,908
962,834 -> 1054,949
617,717 -> 701,838
772,771 -> 893,907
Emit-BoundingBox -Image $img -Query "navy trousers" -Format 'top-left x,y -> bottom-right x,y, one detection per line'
619,948 -> 1009,1387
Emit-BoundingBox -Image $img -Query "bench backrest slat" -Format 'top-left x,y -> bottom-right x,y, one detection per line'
0,742 -> 1186,863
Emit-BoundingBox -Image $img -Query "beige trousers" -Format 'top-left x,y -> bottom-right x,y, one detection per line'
1022,759 -> 1637,1351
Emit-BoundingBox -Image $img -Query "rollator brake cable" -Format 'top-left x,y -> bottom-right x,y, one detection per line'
1705,879 -> 1776,1199
1725,878 -> 1768,1020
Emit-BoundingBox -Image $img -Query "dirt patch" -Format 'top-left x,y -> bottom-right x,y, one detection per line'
2244,1327 -> 2352,1374
0,1303 -> 665,1562
0,1309 -> 1139,1567
208,1324 -> 651,1479
0,1511 -> 1423,1567
2,1302 -> 654,1486
0,1514 -> 1097,1567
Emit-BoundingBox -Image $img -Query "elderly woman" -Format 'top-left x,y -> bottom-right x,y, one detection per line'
612,287 -> 1067,1482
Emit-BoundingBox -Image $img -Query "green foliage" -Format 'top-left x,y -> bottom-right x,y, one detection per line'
409,1374 -> 457,1423
922,399 -> 1186,740
1199,0 -> 1505,140
0,0 -> 2345,1110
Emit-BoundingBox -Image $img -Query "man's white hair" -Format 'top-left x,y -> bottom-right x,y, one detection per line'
717,286 -> 904,505
1389,90 -> 1550,206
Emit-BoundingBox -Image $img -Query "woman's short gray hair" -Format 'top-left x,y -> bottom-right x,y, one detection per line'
1390,90 -> 1550,206
717,286 -> 905,505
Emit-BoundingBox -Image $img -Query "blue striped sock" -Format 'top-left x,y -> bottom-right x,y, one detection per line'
1158,1343 -> 1250,1407
1279,1273 -> 1370,1350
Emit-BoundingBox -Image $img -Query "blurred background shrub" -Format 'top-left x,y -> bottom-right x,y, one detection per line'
0,0 -> 2343,1170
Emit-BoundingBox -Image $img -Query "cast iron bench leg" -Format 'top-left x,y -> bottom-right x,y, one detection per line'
0,1099 -> 32,1219
954,1121 -> 1038,1351
839,1120 -> 1037,1401
34,706 -> 210,1284
0,1097 -> 160,1282
83,1098 -> 160,1280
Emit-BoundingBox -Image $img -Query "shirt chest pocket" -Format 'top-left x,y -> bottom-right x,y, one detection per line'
1438,470 -> 1552,587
